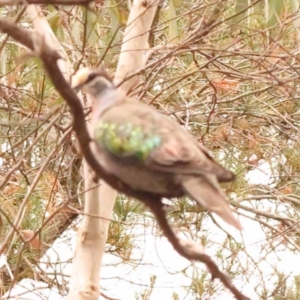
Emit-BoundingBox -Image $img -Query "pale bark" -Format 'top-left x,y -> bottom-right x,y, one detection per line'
114,0 -> 159,91
26,5 -> 104,299
68,1 -> 159,299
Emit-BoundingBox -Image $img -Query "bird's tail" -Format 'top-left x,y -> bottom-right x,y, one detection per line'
180,175 -> 242,230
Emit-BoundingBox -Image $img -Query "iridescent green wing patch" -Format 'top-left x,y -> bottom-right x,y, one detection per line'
94,122 -> 161,161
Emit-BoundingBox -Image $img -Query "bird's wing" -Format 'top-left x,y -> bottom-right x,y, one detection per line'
148,127 -> 234,182
95,102 -> 234,182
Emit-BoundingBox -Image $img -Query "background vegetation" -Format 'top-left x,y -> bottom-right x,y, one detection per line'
1,0 -> 300,299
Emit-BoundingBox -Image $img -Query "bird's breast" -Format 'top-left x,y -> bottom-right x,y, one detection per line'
93,146 -> 183,198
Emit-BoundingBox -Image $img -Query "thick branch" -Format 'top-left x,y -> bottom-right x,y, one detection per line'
114,0 -> 159,92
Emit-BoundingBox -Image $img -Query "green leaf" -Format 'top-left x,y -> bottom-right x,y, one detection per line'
71,19 -> 82,49
266,0 -> 284,28
1,47 -> 6,75
167,0 -> 179,45
232,0 -> 249,24
84,7 -> 99,47
106,0 -> 122,42
45,9 -> 59,22
173,0 -> 183,7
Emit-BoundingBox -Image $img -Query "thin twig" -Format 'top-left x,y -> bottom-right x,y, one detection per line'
0,0 -> 93,5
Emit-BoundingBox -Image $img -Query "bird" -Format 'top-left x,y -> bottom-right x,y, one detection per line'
71,67 -> 242,230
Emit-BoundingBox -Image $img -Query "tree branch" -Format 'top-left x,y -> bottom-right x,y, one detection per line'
143,198 -> 250,300
0,0 -> 93,5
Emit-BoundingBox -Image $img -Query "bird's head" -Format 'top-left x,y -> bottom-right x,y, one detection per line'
71,67 -> 114,97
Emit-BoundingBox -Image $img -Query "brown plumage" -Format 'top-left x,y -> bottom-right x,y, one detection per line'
72,67 -> 242,230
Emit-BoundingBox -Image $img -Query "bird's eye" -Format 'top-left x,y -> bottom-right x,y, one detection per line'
87,72 -> 98,82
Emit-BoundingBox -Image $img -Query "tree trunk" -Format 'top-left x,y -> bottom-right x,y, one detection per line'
68,1 -> 159,299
